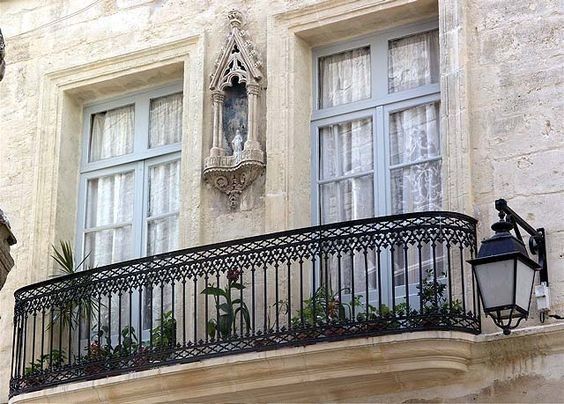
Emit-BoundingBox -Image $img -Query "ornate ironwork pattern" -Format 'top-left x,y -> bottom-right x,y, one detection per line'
10,212 -> 480,397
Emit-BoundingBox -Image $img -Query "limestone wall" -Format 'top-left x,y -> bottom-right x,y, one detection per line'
0,0 -> 562,401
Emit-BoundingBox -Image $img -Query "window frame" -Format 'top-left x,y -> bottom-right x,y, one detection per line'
76,82 -> 183,265
311,20 -> 440,226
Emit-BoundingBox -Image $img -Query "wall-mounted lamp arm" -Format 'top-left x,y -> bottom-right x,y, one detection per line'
495,198 -> 548,285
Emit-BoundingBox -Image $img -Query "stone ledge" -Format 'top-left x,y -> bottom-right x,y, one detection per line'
9,331 -> 475,403
11,324 -> 564,403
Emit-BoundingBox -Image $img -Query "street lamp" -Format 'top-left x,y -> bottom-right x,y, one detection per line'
468,199 -> 549,335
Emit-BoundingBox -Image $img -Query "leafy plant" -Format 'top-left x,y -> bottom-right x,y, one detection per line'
24,349 -> 66,378
49,241 -> 98,330
290,286 -> 356,328
201,269 -> 250,340
151,310 -> 177,350
113,325 -> 139,357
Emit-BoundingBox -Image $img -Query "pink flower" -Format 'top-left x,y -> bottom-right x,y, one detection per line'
227,268 -> 242,282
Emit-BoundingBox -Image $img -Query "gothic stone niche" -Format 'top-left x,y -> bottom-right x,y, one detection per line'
203,10 -> 266,209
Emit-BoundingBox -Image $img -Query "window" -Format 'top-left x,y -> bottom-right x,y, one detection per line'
312,22 -> 441,305
77,84 -> 183,268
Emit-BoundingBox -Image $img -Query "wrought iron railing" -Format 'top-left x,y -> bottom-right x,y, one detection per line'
10,212 -> 480,397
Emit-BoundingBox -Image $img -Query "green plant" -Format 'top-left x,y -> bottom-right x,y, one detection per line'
290,286 -> 356,328
49,241 -> 98,330
151,310 -> 177,349
201,269 -> 250,340
24,349 -> 66,379
113,325 -> 139,356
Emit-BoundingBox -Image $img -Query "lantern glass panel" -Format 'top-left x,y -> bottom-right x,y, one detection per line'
475,259 -> 514,310
515,259 -> 536,311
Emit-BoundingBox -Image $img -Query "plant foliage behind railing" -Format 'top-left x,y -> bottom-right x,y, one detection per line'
10,212 -> 480,397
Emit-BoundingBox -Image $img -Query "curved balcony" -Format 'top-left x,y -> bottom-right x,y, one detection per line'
10,212 -> 480,398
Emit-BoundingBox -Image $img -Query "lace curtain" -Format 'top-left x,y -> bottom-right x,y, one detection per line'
389,102 -> 441,214
90,105 -> 134,161
319,47 -> 371,109
388,30 -> 439,93
320,118 -> 376,294
149,93 -> 183,148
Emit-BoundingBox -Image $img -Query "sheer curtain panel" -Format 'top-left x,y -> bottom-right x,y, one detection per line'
388,30 -> 439,93
89,105 -> 134,162
319,47 -> 371,109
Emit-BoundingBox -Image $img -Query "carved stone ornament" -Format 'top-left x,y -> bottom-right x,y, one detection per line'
0,28 -> 5,82
203,10 -> 266,209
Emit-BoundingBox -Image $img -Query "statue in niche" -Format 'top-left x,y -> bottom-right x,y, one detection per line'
203,9 -> 265,209
232,129 -> 243,162
222,79 -> 248,155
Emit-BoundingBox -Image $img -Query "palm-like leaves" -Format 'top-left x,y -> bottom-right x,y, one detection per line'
49,241 -> 98,330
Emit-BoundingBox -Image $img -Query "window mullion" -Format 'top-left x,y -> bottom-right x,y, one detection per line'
135,96 -> 150,154
133,161 -> 146,258
374,106 -> 387,216
372,36 -> 388,102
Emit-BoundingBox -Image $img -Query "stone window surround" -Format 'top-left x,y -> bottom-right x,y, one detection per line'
28,36 -> 204,283
264,0 -> 472,233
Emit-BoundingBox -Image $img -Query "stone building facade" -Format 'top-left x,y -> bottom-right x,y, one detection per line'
0,0 -> 562,402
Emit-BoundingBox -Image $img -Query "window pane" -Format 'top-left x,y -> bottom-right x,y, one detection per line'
85,226 -> 132,267
390,160 -> 442,214
388,30 -> 439,93
320,175 -> 373,224
148,160 -> 180,217
320,118 -> 373,179
147,215 -> 179,255
149,93 -> 183,148
319,47 -> 370,109
89,105 -> 134,162
86,171 -> 135,228
389,102 -> 440,165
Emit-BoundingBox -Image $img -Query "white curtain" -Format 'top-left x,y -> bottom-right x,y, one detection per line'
319,118 -> 376,295
149,93 -> 183,148
147,160 -> 180,256
388,30 -> 439,93
319,47 -> 370,108
85,171 -> 134,268
389,102 -> 441,214
90,105 -> 134,161
389,102 -> 442,293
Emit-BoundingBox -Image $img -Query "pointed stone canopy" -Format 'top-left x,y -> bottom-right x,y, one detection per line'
209,10 -> 262,91
204,10 -> 266,210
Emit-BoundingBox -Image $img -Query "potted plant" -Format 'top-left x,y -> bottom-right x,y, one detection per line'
290,286 -> 354,339
201,268 -> 250,341
23,349 -> 66,388
150,310 -> 177,362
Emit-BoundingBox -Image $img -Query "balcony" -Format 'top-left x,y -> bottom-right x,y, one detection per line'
10,212 -> 480,398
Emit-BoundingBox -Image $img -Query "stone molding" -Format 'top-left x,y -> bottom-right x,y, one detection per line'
11,324 -> 564,403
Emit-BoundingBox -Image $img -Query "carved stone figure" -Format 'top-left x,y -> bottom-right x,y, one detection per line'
232,129 -> 243,161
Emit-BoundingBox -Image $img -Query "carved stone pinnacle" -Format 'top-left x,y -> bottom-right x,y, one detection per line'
228,10 -> 244,29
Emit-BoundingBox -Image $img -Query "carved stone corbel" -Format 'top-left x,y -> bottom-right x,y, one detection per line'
0,29 -> 6,82
203,10 -> 266,209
